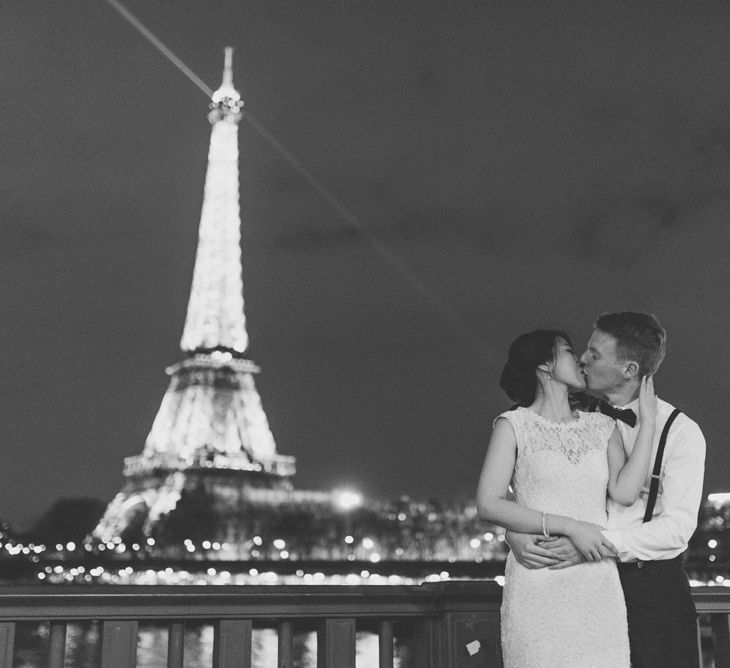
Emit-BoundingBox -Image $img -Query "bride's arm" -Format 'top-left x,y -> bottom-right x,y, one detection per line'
477,417 -> 614,562
607,376 -> 657,505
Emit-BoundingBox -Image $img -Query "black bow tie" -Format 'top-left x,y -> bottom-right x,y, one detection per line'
570,392 -> 637,427
597,401 -> 637,427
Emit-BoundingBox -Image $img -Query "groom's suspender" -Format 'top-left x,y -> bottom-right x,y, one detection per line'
642,408 -> 682,523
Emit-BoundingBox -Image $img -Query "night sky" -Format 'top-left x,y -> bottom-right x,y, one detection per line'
2,1 -> 729,532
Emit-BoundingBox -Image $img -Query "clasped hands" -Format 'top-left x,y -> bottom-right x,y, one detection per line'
505,529 -> 618,570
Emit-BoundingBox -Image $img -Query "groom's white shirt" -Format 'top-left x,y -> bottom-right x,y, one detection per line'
602,397 -> 706,562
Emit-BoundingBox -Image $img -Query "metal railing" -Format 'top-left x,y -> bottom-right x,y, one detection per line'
0,581 -> 502,668
0,582 -> 729,667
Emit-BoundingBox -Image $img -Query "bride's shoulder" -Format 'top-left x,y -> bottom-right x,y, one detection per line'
493,406 -> 523,427
493,407 -> 537,436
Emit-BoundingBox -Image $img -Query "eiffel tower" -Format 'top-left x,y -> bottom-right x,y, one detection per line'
92,50 -> 304,554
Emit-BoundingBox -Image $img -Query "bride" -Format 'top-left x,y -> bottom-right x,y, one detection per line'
476,329 -> 655,667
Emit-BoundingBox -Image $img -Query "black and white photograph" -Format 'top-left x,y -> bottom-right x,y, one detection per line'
1,2 -> 729,666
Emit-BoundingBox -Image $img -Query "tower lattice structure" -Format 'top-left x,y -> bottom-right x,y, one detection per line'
93,50 -> 298,549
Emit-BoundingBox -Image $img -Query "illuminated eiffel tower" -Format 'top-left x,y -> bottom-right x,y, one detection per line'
93,50 -> 300,552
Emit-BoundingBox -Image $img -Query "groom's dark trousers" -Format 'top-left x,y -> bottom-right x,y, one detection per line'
617,556 -> 699,668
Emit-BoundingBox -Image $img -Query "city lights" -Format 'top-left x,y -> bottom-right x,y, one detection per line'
8,489 -> 729,588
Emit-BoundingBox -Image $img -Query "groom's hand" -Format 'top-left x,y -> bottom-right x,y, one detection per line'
505,531 -> 562,569
546,534 -> 618,569
543,536 -> 584,569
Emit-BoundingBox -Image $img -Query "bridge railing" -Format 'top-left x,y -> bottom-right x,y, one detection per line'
0,582 -> 729,668
0,581 -> 502,668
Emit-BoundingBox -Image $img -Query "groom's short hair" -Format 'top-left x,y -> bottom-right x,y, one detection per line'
595,312 -> 666,377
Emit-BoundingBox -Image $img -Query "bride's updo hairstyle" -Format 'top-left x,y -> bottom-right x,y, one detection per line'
499,329 -> 572,406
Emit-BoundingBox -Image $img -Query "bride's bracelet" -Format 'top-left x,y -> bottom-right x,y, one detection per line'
542,512 -> 550,539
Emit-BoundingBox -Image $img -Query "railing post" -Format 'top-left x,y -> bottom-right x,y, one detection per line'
0,623 -> 14,668
100,620 -> 138,668
378,619 -> 394,668
317,618 -> 356,668
712,613 -> 730,668
167,622 -> 185,668
277,621 -> 293,668
48,622 -> 67,668
213,619 -> 252,668
697,617 -> 704,668
415,617 -> 444,668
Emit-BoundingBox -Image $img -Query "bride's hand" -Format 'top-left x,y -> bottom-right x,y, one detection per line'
564,520 -> 614,562
638,375 -> 657,425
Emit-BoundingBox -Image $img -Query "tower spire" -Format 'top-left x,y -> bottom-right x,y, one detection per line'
217,47 -> 235,97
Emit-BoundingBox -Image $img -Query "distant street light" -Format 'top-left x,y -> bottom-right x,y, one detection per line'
334,488 -> 363,512
708,493 -> 730,508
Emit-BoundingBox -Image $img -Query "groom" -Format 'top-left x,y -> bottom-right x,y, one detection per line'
506,312 -> 706,668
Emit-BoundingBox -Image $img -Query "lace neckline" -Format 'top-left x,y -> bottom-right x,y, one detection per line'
518,406 -> 583,427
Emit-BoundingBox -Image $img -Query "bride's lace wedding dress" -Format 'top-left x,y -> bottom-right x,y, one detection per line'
498,407 -> 630,668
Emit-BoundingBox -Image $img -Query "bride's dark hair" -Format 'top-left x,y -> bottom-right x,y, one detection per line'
499,329 -> 573,406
